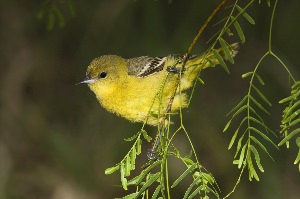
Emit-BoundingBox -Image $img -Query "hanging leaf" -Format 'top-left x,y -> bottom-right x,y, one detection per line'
252,85 -> 272,106
228,117 -> 247,149
226,96 -> 247,117
250,145 -> 264,172
231,16 -> 245,43
136,173 -> 160,198
242,72 -> 254,78
278,128 -> 300,146
105,164 -> 120,175
250,127 -> 278,149
151,185 -> 161,199
249,95 -> 270,115
238,144 -> 247,168
183,176 -> 202,199
250,136 -> 274,161
219,38 -> 234,64
236,5 -> 255,25
172,163 -> 197,188
212,49 -> 230,74
188,185 -> 203,199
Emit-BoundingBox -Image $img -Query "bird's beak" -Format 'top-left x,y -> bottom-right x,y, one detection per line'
76,76 -> 96,85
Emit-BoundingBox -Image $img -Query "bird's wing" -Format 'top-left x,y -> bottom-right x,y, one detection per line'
126,56 -> 167,77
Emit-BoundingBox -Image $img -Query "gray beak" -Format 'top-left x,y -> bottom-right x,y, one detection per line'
76,76 -> 96,85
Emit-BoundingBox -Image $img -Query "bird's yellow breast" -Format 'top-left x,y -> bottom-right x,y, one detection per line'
88,68 -> 184,126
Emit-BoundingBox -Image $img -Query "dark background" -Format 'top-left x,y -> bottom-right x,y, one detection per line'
0,0 -> 299,198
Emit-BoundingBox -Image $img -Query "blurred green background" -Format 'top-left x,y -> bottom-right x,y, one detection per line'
0,0 -> 299,198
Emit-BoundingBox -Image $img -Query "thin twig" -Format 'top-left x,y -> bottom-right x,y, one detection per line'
150,0 -> 229,155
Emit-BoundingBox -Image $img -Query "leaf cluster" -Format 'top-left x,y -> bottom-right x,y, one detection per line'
37,0 -> 75,30
279,81 -> 300,168
224,71 -> 278,181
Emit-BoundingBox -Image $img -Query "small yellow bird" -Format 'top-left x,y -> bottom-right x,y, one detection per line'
80,44 -> 239,126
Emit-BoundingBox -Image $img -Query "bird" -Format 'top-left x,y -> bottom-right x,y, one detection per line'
79,44 -> 239,126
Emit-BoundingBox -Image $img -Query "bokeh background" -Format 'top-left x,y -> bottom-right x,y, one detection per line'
1,0 -> 299,198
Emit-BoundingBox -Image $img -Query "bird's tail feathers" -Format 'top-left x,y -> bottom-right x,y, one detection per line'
181,43 -> 239,87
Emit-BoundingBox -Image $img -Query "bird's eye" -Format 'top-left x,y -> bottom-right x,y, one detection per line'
98,72 -> 107,79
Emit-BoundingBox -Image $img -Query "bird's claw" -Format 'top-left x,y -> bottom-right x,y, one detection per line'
166,66 -> 185,74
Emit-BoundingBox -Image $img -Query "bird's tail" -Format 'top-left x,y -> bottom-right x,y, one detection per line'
183,43 -> 239,81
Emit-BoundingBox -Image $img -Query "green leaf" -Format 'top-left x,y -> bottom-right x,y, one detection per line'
294,137 -> 300,164
228,126 -> 240,150
233,160 -> 239,164
249,95 -> 270,115
151,185 -> 161,199
297,137 -> 300,148
197,77 -> 205,84
223,119 -> 232,132
229,105 -> 247,121
279,95 -> 296,104
182,157 -> 195,166
124,132 -> 139,142
250,136 -> 274,161
289,118 -> 300,127
242,72 -> 254,78
238,144 -> 247,168
201,173 -> 215,184
250,127 -> 278,149
127,174 -> 144,186
120,162 -> 128,190
226,96 -> 247,117
171,163 -> 197,188
283,101 -> 300,118
278,128 -> 300,146
294,149 -> 300,165
136,138 -> 142,155
291,89 -> 300,98
137,173 -> 160,197
254,73 -> 265,85
119,192 -> 139,199
252,85 -> 272,106
183,176 -> 202,199
212,49 -> 229,74
128,167 -> 159,187
219,38 -> 234,64
236,5 -> 255,25
226,28 -> 234,36
234,130 -> 246,158
188,185 -> 203,199
291,81 -> 300,90
125,154 -> 131,177
247,155 -> 259,181
231,16 -> 245,43
228,117 -> 247,149
138,160 -> 161,183
249,116 -> 275,136
130,149 -> 136,170
203,185 -> 219,197
279,88 -> 300,104
142,130 -> 152,142
249,145 -> 264,172
105,164 -> 120,175
248,106 -> 265,123
282,109 -> 300,124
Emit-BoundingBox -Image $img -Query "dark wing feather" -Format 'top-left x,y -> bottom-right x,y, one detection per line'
126,56 -> 167,77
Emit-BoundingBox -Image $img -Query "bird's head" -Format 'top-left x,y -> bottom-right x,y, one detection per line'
78,55 -> 128,96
